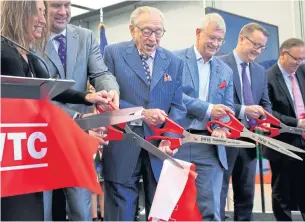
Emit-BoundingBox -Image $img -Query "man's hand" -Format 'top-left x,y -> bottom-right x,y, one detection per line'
85,90 -> 109,105
298,119 -> 305,129
107,89 -> 119,108
142,109 -> 168,125
88,127 -> 109,146
92,89 -> 119,111
211,128 -> 228,138
158,140 -> 177,156
245,105 -> 265,119
211,104 -> 233,119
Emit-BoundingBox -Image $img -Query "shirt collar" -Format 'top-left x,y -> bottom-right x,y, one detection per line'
138,50 -> 156,59
233,49 -> 249,67
193,45 -> 213,63
51,29 -> 67,41
278,61 -> 294,77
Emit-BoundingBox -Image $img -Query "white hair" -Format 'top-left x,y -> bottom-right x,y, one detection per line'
197,13 -> 226,33
130,6 -> 165,27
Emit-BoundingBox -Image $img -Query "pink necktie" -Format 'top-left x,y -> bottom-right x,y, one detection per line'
289,73 -> 305,119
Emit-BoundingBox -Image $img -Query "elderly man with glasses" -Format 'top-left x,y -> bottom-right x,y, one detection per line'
264,38 -> 305,221
219,23 -> 272,221
102,6 -> 186,221
173,13 -> 235,221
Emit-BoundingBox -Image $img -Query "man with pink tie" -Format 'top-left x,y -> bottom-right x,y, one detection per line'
265,38 -> 305,221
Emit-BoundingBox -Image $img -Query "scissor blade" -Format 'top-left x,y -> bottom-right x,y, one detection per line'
124,127 -> 184,169
75,114 -> 143,130
97,107 -> 143,116
183,133 -> 255,148
283,126 -> 305,135
266,136 -> 305,153
241,131 -> 303,161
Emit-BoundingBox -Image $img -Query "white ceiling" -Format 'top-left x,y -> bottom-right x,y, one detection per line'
71,0 -> 126,17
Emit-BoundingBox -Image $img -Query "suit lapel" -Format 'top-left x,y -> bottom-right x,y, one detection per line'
275,65 -> 295,110
66,26 -> 79,79
122,41 -> 149,86
228,53 -> 242,103
208,59 -> 220,102
150,48 -> 170,90
186,47 -> 199,97
46,40 -> 65,78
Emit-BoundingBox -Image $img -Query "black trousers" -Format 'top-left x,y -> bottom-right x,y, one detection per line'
1,192 -> 44,221
270,157 -> 305,221
52,188 -> 67,221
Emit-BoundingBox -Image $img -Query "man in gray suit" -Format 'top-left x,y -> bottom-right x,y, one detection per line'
219,23 -> 272,221
173,13 -> 235,221
42,1 -> 120,221
102,6 -> 186,221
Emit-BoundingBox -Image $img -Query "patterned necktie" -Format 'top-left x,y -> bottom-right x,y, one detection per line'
54,34 -> 67,72
241,62 -> 256,126
289,73 -> 305,118
140,55 -> 151,86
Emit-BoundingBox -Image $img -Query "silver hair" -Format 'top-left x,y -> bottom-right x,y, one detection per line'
197,13 -> 226,32
130,6 -> 165,27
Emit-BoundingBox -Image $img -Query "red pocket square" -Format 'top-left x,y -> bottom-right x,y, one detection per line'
218,81 -> 227,89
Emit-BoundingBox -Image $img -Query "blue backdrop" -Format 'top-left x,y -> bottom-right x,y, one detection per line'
206,7 -> 279,70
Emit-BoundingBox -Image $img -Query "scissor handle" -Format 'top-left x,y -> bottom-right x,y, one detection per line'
249,125 -> 281,137
96,102 -> 126,140
146,136 -> 182,150
256,110 -> 281,127
206,112 -> 244,139
149,117 -> 184,136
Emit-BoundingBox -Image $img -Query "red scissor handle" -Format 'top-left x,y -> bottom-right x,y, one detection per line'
146,117 -> 185,150
250,124 -> 281,137
206,112 -> 245,139
96,101 -> 126,141
255,110 -> 281,127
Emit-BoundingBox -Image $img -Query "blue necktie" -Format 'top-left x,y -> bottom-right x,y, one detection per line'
54,34 -> 67,73
140,55 -> 151,86
241,62 -> 256,126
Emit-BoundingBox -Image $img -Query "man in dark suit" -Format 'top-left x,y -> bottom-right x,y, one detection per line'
102,6 -> 186,221
265,38 -> 305,221
219,23 -> 272,221
173,13 -> 234,221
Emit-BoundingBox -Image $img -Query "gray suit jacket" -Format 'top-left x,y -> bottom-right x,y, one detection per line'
41,24 -> 119,115
174,46 -> 235,169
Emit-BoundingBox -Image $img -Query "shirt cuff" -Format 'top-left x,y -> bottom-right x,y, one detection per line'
238,105 -> 246,119
205,104 -> 214,118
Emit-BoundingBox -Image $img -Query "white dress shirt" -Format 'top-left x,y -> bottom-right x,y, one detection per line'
190,45 -> 214,130
50,29 -> 67,53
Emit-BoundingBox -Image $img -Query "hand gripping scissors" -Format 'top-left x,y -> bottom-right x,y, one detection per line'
145,117 -> 255,149
96,103 -> 184,169
250,111 -> 305,153
206,112 -> 303,161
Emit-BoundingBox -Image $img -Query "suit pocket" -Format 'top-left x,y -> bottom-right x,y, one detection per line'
161,80 -> 175,95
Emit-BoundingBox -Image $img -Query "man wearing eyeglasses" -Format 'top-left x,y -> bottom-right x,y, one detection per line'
173,13 -> 235,221
102,6 -> 186,221
264,38 -> 305,221
219,23 -> 272,221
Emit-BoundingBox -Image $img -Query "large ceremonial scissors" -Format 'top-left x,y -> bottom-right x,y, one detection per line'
206,112 -> 303,161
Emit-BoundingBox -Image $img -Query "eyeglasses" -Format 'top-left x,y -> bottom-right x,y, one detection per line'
244,36 -> 267,50
207,35 -> 225,45
135,25 -> 166,38
285,51 -> 305,63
